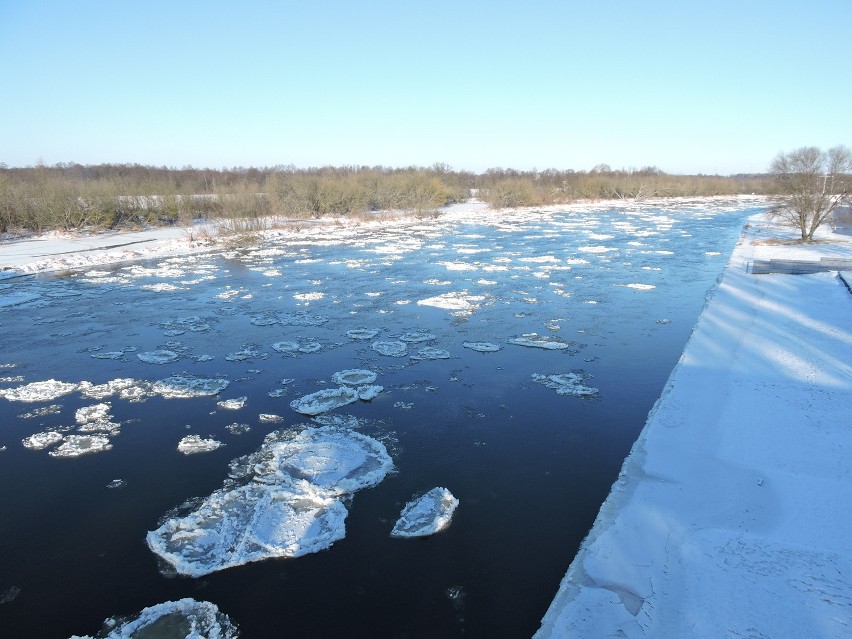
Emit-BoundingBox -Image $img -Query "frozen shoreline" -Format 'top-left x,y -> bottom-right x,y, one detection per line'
0,195 -> 766,277
536,214 -> 852,637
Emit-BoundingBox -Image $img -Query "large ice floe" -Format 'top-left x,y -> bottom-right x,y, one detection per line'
148,426 -> 393,576
390,487 -> 459,538
531,372 -> 598,397
73,597 -> 238,639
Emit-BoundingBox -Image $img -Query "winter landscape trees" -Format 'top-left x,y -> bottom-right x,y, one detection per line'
769,145 -> 851,241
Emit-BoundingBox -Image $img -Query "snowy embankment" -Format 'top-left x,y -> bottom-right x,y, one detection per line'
536,214 -> 852,638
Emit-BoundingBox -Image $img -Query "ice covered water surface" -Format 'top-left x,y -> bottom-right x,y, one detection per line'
391,487 -> 459,538
74,597 -> 238,638
147,483 -> 348,577
239,426 -> 394,495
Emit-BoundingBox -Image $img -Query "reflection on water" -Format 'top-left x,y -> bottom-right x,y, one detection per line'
0,202 -> 759,637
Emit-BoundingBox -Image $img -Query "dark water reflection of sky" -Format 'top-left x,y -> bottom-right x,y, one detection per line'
0,202 -> 760,637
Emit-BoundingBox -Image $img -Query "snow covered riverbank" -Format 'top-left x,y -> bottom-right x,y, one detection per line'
536,214 -> 852,637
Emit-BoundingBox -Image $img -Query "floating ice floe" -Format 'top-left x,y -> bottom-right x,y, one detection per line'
152,375 -> 230,399
22,430 -> 64,451
18,404 -> 61,419
411,347 -> 451,361
346,328 -> 379,340
258,414 -> 282,424
294,291 -> 324,301
75,403 -> 121,435
137,350 -> 180,365
226,422 -> 252,434
463,342 -> 500,352
106,479 -> 126,489
49,434 -> 113,458
371,340 -> 408,357
397,331 -> 436,343
272,340 -> 321,354
290,387 -> 359,416
225,345 -> 264,362
90,351 -> 126,360
160,315 -> 213,335
509,333 -> 573,350
331,369 -> 377,386
217,396 -> 247,410
390,487 -> 459,538
417,292 -> 484,312
75,597 -> 238,639
615,283 -> 656,290
178,435 -> 225,455
149,426 -> 393,576
0,379 -> 78,403
356,385 -> 383,400
531,372 -> 598,397
80,378 -> 151,403
233,426 -> 394,496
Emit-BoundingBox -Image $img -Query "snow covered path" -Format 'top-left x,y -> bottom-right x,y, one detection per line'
537,216 -> 852,638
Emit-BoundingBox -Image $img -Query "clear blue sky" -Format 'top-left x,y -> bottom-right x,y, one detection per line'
2,0 -> 850,174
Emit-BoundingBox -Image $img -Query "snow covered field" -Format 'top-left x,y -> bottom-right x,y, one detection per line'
536,215 -> 852,637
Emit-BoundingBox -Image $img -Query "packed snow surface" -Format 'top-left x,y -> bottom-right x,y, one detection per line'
391,487 -> 460,538
72,597 -> 238,638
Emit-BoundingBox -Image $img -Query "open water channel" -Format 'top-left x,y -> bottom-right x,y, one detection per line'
0,200 -> 761,637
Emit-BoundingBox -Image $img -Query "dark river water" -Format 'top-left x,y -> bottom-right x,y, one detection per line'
0,201 -> 760,637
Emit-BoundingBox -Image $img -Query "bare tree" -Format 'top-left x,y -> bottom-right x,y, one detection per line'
769,145 -> 851,241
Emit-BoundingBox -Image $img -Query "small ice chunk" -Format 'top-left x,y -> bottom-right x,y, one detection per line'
463,342 -> 500,352
0,379 -> 78,403
48,434 -> 112,458
217,396 -> 248,410
106,479 -> 126,489
22,430 -> 64,450
290,387 -> 359,416
225,345 -> 263,361
152,375 -> 230,399
398,331 -> 436,343
272,341 -> 299,353
147,483 -> 347,576
79,378 -> 151,403
356,385 -> 383,400
531,372 -> 599,397
509,333 -> 573,350
391,487 -> 459,538
75,403 -> 111,424
615,283 -> 656,290
137,350 -> 180,365
258,414 -> 283,424
178,435 -> 225,455
346,328 -> 379,340
226,422 -> 252,434
372,340 -> 408,357
411,347 -> 451,361
78,598 -> 238,638
331,369 -> 377,386
90,351 -> 126,360
18,404 -> 61,419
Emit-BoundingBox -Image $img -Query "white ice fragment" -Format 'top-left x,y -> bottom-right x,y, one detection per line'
258,414 -> 283,424
0,379 -> 78,403
615,283 -> 656,290
147,483 -> 347,576
371,340 -> 408,357
397,331 -> 436,343
356,385 -> 383,400
226,423 -> 252,434
417,292 -> 484,311
225,346 -> 262,361
79,378 -> 151,402
90,351 -> 125,360
390,487 -> 459,538
177,435 -> 225,455
411,347 -> 451,361
152,375 -> 230,399
509,333 -> 573,350
79,598 -> 238,638
238,426 -> 394,496
531,372 -> 599,397
217,396 -> 248,410
346,328 -> 379,340
75,403 -> 111,424
137,350 -> 180,365
22,430 -> 64,450
331,369 -> 378,386
463,342 -> 501,353
18,404 -> 61,419
48,434 -> 113,458
290,387 -> 359,416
